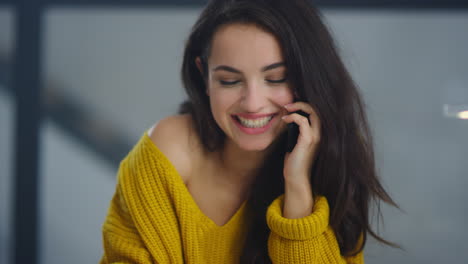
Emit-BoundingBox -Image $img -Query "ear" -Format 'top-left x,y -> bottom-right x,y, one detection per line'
294,90 -> 299,100
195,56 -> 204,76
195,56 -> 210,96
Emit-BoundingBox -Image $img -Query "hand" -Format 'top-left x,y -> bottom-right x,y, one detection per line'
281,102 -> 321,185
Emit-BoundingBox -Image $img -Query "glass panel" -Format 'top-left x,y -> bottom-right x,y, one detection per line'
0,7 -> 15,264
324,10 -> 468,263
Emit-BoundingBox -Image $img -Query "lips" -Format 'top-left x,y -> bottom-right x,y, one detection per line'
231,113 -> 277,134
234,113 -> 276,119
236,115 -> 274,128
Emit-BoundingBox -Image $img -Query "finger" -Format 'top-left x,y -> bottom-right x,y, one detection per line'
283,112 -> 320,145
282,112 -> 310,126
282,113 -> 313,143
284,102 -> 321,133
284,102 -> 314,114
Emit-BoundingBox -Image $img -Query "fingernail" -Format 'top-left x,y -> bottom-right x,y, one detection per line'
284,104 -> 292,108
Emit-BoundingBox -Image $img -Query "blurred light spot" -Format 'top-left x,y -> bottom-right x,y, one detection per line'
443,104 -> 468,120
458,111 -> 468,119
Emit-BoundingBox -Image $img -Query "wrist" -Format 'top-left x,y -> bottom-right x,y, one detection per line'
284,175 -> 311,191
283,179 -> 314,219
284,179 -> 313,202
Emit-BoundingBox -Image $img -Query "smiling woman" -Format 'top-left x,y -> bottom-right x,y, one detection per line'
100,0 -> 400,263
198,23 -> 293,151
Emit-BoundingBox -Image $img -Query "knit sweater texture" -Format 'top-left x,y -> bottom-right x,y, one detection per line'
100,132 -> 364,263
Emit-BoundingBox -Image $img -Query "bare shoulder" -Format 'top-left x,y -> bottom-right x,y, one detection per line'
147,114 -> 200,183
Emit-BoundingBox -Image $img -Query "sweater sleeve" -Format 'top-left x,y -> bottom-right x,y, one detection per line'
100,168 -> 153,264
266,195 -> 364,264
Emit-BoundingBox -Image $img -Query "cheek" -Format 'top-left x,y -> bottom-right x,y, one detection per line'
273,87 -> 295,105
209,89 -> 237,117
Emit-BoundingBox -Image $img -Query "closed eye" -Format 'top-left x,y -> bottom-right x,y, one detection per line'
220,80 -> 240,86
219,77 -> 287,86
267,77 -> 287,84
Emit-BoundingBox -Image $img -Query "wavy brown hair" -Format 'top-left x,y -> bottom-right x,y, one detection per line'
179,0 -> 401,262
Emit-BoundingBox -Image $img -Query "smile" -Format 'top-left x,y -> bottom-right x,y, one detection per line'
237,115 -> 274,128
231,113 -> 277,135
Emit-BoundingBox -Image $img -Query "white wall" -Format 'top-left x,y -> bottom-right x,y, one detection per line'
325,10 -> 468,263
39,121 -> 116,264
43,8 -> 199,142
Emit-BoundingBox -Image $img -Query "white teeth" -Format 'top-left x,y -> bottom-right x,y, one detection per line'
237,116 -> 273,128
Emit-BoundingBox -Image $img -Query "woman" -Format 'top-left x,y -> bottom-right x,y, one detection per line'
100,0 -> 399,263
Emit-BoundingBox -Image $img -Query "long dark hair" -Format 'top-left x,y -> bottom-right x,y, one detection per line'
179,0 -> 400,262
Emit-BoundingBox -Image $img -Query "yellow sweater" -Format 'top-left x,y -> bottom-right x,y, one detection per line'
100,133 -> 364,263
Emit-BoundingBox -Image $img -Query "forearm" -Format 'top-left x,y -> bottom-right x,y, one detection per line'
283,178 -> 314,219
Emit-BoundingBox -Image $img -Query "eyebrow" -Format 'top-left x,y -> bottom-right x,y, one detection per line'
212,62 -> 285,73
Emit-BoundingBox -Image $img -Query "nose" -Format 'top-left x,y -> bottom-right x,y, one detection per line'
240,81 -> 266,112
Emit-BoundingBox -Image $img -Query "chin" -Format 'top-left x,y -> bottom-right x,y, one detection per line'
236,137 -> 274,152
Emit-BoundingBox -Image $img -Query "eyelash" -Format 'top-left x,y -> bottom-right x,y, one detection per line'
219,78 -> 287,86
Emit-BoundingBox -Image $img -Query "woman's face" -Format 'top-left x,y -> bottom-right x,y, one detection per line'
200,23 -> 294,152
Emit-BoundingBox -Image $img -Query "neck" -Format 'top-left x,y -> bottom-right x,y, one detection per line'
217,139 -> 276,182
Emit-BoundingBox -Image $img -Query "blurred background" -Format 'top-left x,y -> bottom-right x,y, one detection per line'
1,0 -> 467,263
